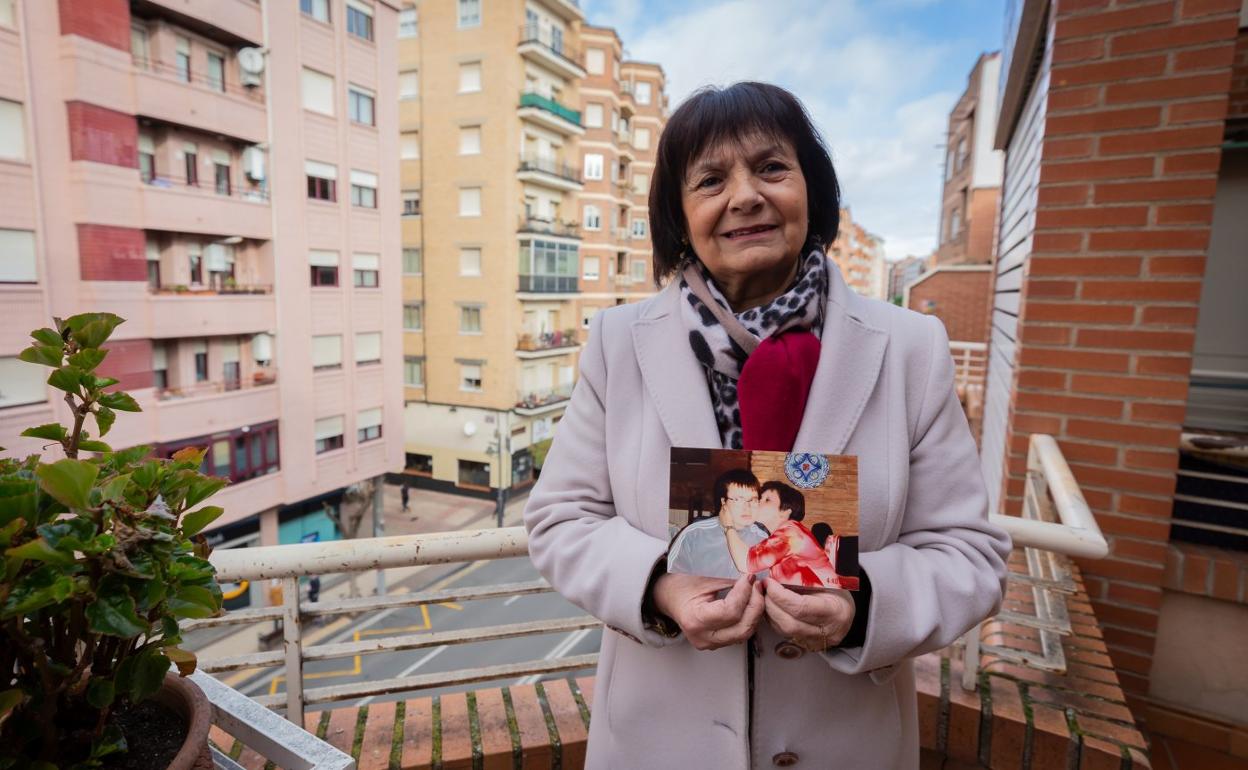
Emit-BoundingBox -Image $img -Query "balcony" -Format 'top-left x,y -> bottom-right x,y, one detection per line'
517,274 -> 578,294
539,0 -> 584,22
141,0 -> 263,45
155,368 -> 276,402
518,91 -> 585,136
515,383 -> 575,415
140,174 -> 271,240
132,58 -> 266,144
517,329 -> 581,359
149,289 -> 275,338
149,373 -> 279,444
517,24 -> 586,80
518,216 -> 580,239
517,153 -> 583,191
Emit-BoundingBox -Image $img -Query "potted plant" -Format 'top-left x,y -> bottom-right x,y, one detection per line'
0,313 -> 226,768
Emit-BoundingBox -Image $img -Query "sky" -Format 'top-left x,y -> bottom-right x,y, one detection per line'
581,0 -> 1006,261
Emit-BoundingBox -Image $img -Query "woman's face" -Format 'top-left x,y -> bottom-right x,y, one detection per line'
681,133 -> 809,304
756,488 -> 786,532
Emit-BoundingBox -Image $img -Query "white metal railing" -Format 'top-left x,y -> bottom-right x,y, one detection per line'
957,433 -> 1108,690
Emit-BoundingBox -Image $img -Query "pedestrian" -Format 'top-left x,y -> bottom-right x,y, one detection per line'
307,575 -> 321,603
523,81 -> 1011,769
401,482 -> 410,513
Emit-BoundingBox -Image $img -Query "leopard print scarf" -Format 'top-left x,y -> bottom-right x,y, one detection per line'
679,249 -> 829,449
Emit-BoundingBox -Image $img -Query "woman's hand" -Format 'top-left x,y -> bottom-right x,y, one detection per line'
652,572 -> 765,651
762,580 -> 855,651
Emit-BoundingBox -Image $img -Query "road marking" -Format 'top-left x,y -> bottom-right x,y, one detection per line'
503,595 -> 522,607
513,627 -> 592,686
356,645 -> 449,706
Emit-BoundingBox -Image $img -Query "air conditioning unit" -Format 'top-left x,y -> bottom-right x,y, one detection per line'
242,145 -> 266,181
238,47 -> 265,88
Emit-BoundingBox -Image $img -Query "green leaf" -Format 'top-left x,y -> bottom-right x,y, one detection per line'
99,473 -> 131,502
0,688 -> 25,728
34,459 -> 99,509
37,518 -> 96,552
0,519 -> 25,547
163,646 -> 197,677
86,679 -> 115,709
17,344 -> 62,368
77,439 -> 112,453
86,375 -> 120,390
88,724 -> 127,761
46,366 -> 83,394
30,327 -> 63,347
65,312 -> 124,350
184,477 -> 227,510
5,538 -> 74,566
86,578 -> 149,637
97,391 -> 141,412
169,584 -> 220,619
20,423 -> 67,442
180,506 -> 223,538
131,460 -> 159,490
94,405 -> 116,437
118,647 -> 169,703
0,478 -> 38,525
68,347 -> 108,372
171,446 -> 206,465
0,565 -> 74,618
168,555 -> 215,584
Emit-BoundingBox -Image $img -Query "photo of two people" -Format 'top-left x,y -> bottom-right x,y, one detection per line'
667,448 -> 861,592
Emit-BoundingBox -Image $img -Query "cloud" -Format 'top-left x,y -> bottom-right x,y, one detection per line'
597,0 -> 990,261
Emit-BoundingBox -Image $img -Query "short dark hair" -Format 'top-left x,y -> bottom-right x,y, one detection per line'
648,81 -> 842,284
760,480 -> 805,522
713,468 -> 760,515
810,522 -> 833,549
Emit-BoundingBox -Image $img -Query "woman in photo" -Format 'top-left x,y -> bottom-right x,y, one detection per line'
735,481 -> 839,588
524,81 -> 1011,769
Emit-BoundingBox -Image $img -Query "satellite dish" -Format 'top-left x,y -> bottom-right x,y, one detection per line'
238,47 -> 265,75
463,421 -> 477,437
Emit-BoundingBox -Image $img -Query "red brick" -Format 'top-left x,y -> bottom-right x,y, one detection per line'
1109,19 -> 1238,55
1028,279 -> 1080,298
1119,494 -> 1177,518
1020,347 -> 1131,372
1106,72 -> 1233,104
1087,229 -> 1210,252
1028,255 -> 1142,276
1037,205 -> 1150,227
58,0 -> 131,51
1134,355 -> 1193,376
1019,324 -> 1073,344
1080,735 -> 1130,769
77,223 -> 146,281
1018,369 -> 1070,389
541,680 -> 588,769
1174,45 -> 1237,72
1050,85 -> 1104,111
1071,373 -> 1189,399
1161,151 -> 1223,175
1030,703 -> 1076,770
1107,581 -> 1164,609
1211,559 -> 1240,601
1053,56 -> 1168,87
402,697 -> 434,769
1066,418 -> 1181,446
66,102 -> 138,168
358,701 -> 398,770
1013,412 -> 1065,435
1179,0 -> 1243,18
988,676 -> 1027,770
1156,203 -> 1215,223
96,338 -> 153,391
439,693 -> 473,769
1095,178 -> 1218,201
946,655 -> 983,763
474,689 -> 514,770
1110,537 -> 1172,563
1025,301 -> 1137,324
1055,3 -> 1176,38
1056,0 -> 1112,13
1094,512 -> 1172,540
1140,305 -> 1201,325
1054,37 -> 1107,64
1043,156 -> 1156,183
1098,125 -> 1225,155
509,686 -> 553,769
1069,463 -> 1177,496
1183,552 -> 1211,593
1039,182 -> 1092,205
324,706 -> 361,757
1079,280 -> 1203,302
1075,328 -> 1195,352
1015,391 -> 1125,418
1045,136 -> 1096,159
1033,231 -> 1087,252
1125,448 -> 1180,471
1130,401 -> 1188,423
915,654 -> 941,751
1148,255 -> 1207,275
1058,438 -> 1122,465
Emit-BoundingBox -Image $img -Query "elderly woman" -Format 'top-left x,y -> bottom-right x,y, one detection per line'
524,82 -> 1010,769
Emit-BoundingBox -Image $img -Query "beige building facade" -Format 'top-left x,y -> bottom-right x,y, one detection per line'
0,0 -> 404,589
398,4 -> 664,499
827,207 -> 887,299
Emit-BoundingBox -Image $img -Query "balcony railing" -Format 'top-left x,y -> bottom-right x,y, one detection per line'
517,329 -> 580,352
132,56 -> 265,102
150,282 -> 272,296
155,369 -> 277,401
517,215 -> 580,238
517,274 -> 578,293
515,383 -> 575,411
517,153 -> 583,184
143,172 -> 270,202
518,90 -> 582,127
517,24 -> 581,67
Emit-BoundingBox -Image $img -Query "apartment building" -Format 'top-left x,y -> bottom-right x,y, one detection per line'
398,3 -> 665,499
826,207 -> 887,299
887,254 -> 928,303
0,0 -> 404,598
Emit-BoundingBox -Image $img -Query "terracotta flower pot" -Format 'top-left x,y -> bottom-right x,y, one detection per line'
153,673 -> 213,770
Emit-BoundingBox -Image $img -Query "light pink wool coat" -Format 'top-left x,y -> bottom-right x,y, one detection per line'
524,261 -> 1011,769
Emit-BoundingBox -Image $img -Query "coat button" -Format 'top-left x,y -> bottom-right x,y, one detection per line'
775,641 -> 805,660
773,751 -> 799,766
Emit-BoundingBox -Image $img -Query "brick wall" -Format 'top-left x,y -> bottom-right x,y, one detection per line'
967,186 -> 1001,264
1230,28 -> 1248,122
907,268 -> 993,343
1000,0 -> 1242,697
66,102 -> 137,168
77,224 -> 146,281
96,338 -> 153,391
58,0 -> 131,52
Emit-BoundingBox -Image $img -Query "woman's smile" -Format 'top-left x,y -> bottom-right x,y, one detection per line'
721,223 -> 780,241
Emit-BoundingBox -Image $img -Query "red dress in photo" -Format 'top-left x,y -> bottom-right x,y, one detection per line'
746,520 -> 840,589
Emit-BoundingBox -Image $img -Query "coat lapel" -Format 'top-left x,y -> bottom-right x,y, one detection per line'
792,258 -> 888,454
631,282 -> 723,449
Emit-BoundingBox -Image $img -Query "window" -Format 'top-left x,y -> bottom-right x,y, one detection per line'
0,99 -> 23,162
183,142 -> 198,186
458,61 -> 481,93
355,332 -> 381,365
407,452 -> 433,473
398,7 -> 418,37
346,0 -> 374,41
301,68 -> 335,115
586,48 -> 605,75
948,208 -> 961,241
130,21 -> 149,66
459,306 -> 482,333
403,303 -> 423,330
188,243 -> 203,284
175,36 -> 191,82
631,218 -> 648,239
459,187 -> 481,216
460,247 -> 481,276
582,255 -> 600,281
312,335 -> 342,370
192,340 -> 209,382
583,205 -> 601,230
146,240 -> 160,289
610,109 -> 618,131
399,70 -> 419,99
221,339 -> 241,390
206,52 -> 225,92
585,103 -> 603,128
459,125 -> 481,155
402,190 -> 421,216
151,343 -> 167,389
633,173 -> 650,196
459,364 -> 483,392
348,86 -> 375,125
581,306 -> 598,330
314,416 -> 345,454
634,127 -> 651,150
403,248 -> 422,274
353,253 -> 379,287
956,137 -> 968,171
350,170 -> 378,208
400,131 -> 420,159
458,0 -> 481,28
137,133 -> 155,182
300,0 -> 330,23
306,160 -> 337,201
0,356 -> 46,408
583,153 -> 603,180
632,260 -> 646,282
357,407 -> 382,442
404,357 -> 424,388
0,229 -> 36,283
458,459 -> 490,488
635,81 -> 652,105
158,422 -> 279,483
214,152 -> 232,196
309,249 -> 339,286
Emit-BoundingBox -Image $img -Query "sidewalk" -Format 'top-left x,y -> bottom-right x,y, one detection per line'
188,484 -> 530,667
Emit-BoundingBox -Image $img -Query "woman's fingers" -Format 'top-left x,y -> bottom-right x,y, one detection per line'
692,574 -> 755,629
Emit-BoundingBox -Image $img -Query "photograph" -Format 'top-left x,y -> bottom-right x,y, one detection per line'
667,447 -> 860,591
